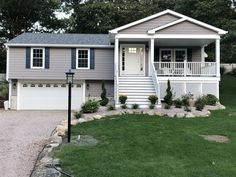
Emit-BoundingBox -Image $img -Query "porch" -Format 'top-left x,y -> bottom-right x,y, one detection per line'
154,61 -> 217,77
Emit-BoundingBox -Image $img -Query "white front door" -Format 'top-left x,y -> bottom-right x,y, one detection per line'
120,45 -> 145,76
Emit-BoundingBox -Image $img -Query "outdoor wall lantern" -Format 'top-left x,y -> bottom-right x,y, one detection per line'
65,69 -> 75,143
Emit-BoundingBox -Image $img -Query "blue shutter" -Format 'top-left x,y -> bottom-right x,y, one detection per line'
90,49 -> 95,70
45,47 -> 50,69
71,48 -> 76,69
26,47 -> 31,69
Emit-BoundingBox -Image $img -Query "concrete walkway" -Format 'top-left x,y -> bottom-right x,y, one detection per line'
0,110 -> 66,177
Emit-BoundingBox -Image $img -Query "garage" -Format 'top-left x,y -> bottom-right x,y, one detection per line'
18,82 -> 85,110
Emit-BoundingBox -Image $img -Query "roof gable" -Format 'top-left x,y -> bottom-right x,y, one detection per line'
109,9 -> 227,35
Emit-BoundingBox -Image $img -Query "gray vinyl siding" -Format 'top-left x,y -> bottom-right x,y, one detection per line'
85,80 -> 114,97
119,14 -> 180,34
156,21 -> 217,35
192,47 -> 201,62
8,47 -> 114,80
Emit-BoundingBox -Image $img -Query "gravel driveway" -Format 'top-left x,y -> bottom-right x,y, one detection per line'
0,110 -> 66,177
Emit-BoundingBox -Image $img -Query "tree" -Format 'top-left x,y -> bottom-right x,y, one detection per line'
100,81 -> 109,106
164,80 -> 173,109
0,0 -> 65,73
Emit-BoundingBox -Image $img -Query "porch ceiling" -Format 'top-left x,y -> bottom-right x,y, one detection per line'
155,38 -> 215,47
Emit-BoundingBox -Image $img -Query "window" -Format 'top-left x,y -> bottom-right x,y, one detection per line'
160,49 -> 172,62
77,49 -> 90,69
128,48 -> 137,53
122,48 -> 125,71
31,48 -> 45,68
175,49 -> 187,62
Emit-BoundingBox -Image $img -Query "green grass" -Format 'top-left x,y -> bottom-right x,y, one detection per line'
54,75 -> 236,177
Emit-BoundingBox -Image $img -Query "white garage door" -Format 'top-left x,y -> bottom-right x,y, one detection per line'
18,83 -> 84,110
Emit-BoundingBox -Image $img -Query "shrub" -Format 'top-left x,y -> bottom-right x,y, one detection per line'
220,66 -> 226,75
174,99 -> 182,108
74,111 -> 82,119
205,94 -> 218,105
0,80 -> 9,100
164,80 -> 173,108
195,96 -> 206,111
119,95 -> 127,104
81,100 -> 100,113
149,104 -> 155,109
148,95 -> 158,105
132,104 -> 139,109
107,105 -> 115,111
121,104 -> 127,109
100,81 -> 109,106
164,104 -> 171,109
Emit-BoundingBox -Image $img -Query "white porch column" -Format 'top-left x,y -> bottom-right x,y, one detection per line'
114,38 -> 119,105
216,39 -> 221,77
201,46 -> 205,63
149,38 -> 155,76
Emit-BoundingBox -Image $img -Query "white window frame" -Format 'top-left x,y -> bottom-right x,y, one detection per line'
31,48 -> 45,69
174,49 -> 187,62
159,48 -> 173,62
76,48 -> 90,69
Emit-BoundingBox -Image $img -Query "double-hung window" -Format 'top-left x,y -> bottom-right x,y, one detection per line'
31,48 -> 45,68
77,49 -> 90,69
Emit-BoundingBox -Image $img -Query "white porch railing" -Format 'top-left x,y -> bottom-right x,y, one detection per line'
154,61 -> 217,77
150,63 -> 161,104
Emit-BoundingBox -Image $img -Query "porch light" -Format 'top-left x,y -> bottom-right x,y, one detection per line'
66,70 -> 74,84
65,69 -> 75,143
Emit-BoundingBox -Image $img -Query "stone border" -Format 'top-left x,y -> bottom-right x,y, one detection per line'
31,103 -> 225,176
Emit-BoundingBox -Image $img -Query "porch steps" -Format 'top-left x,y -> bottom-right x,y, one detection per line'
118,77 -> 159,108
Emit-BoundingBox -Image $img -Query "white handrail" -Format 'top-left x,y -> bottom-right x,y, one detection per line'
154,62 -> 217,77
150,63 -> 161,104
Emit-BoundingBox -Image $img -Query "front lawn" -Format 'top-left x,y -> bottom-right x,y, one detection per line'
54,75 -> 236,177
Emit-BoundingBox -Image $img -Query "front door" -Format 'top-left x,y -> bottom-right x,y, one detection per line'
120,45 -> 145,76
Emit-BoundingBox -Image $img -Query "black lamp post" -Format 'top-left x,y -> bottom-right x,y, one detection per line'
65,69 -> 74,143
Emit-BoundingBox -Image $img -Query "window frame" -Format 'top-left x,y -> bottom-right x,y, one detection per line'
76,48 -> 90,69
159,48 -> 173,62
159,48 -> 187,62
31,48 -> 45,69
174,49 -> 187,62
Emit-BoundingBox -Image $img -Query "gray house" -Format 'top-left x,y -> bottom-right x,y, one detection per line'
5,9 -> 227,110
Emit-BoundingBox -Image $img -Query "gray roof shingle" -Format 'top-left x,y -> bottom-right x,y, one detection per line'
7,33 -> 112,46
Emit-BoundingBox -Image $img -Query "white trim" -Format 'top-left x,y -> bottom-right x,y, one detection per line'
110,9 -> 227,35
119,44 -> 146,76
114,38 -> 119,105
5,43 -> 114,48
8,80 -> 12,109
215,39 -> 221,77
76,48 -> 90,70
158,77 -> 220,82
6,47 -> 9,81
82,81 -> 86,103
30,48 -> 45,69
115,34 -> 221,39
148,18 -> 186,34
17,81 -> 20,110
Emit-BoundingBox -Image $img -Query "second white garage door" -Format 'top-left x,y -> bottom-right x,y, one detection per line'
18,82 -> 85,110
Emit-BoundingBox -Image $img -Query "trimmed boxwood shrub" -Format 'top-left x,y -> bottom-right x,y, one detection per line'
119,95 -> 127,104
132,104 -> 139,109
195,96 -> 206,111
107,105 -> 115,111
74,111 -> 82,119
205,94 -> 218,105
174,99 -> 182,108
148,95 -> 158,105
81,100 -> 100,113
149,104 -> 155,109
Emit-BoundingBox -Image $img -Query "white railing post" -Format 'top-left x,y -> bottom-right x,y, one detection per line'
216,39 -> 221,77
184,60 -> 187,76
149,38 -> 155,76
114,38 -> 119,105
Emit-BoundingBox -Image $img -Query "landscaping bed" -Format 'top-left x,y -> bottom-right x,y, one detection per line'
34,76 -> 236,177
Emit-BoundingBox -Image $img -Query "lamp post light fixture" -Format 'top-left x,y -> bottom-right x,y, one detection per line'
65,69 -> 75,143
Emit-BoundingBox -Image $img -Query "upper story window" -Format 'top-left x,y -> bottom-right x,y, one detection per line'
77,49 -> 90,69
31,48 -> 45,68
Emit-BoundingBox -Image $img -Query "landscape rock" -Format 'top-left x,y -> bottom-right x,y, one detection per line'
167,113 -> 176,118
176,113 -> 185,118
154,112 -> 165,117
56,125 -> 67,133
71,119 -> 80,126
78,118 -> 88,123
186,112 -> 195,118
93,115 -> 103,120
